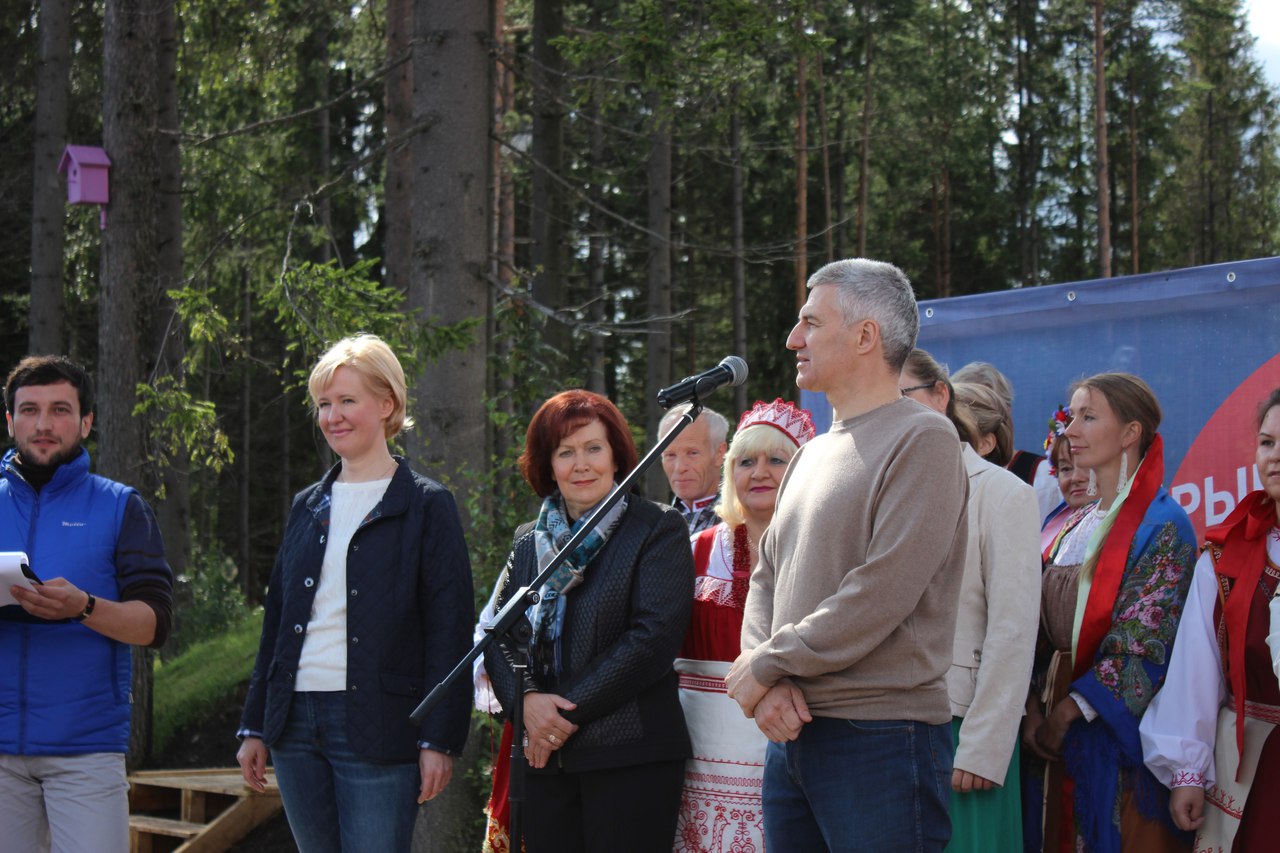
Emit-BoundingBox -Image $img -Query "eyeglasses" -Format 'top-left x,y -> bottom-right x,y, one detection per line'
900,382 -> 936,396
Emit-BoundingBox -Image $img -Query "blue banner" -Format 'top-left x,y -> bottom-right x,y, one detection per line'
801,256 -> 1280,539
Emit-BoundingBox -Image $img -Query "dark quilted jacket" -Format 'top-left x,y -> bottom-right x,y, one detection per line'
485,497 -> 694,773
239,459 -> 474,762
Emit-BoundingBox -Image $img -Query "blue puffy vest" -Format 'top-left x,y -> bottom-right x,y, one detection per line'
0,449 -> 135,755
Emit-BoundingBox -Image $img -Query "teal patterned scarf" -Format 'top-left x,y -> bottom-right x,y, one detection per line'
528,491 -> 628,684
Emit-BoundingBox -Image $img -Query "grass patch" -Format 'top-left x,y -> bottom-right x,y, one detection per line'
153,610 -> 263,756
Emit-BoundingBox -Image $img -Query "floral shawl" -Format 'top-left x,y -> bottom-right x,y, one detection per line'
1062,487 -> 1197,853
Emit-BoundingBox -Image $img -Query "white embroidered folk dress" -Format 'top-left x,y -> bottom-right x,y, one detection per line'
1140,528 -> 1280,853
674,522 -> 767,853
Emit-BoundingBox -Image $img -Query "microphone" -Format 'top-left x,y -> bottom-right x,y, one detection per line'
656,356 -> 749,409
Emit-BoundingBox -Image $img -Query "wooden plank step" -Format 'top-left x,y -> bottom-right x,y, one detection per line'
173,796 -> 283,853
130,769 -> 279,797
129,815 -> 204,839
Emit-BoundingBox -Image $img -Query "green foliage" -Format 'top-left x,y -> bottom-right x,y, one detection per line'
460,292 -> 567,604
261,258 -> 480,394
153,609 -> 263,756
135,377 -> 234,487
168,543 -> 249,657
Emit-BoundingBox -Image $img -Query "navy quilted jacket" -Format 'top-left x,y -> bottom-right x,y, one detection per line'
486,497 -> 694,773
239,458 -> 474,762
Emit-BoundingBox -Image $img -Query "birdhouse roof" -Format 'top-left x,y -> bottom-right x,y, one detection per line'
58,145 -> 113,173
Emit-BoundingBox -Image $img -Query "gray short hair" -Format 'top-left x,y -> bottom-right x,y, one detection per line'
952,361 -> 1014,409
807,259 -> 919,371
659,403 -> 729,446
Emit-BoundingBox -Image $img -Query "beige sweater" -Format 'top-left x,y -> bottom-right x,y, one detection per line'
741,397 -> 969,724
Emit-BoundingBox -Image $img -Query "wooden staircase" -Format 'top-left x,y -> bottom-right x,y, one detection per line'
128,768 -> 283,853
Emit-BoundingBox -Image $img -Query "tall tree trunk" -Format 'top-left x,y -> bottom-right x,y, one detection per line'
942,164 -> 952,297
642,80 -> 673,500
856,21 -> 874,257
794,36 -> 808,311
1128,61 -> 1139,274
815,59 -> 833,264
151,0 -> 190,578
102,0 -> 160,770
530,0 -> 567,352
1093,0 -> 1111,278
408,5 -> 491,846
309,19 -> 334,262
29,0 -> 71,355
1014,0 -> 1036,286
239,268 -> 252,588
407,0 -> 491,484
586,65 -> 607,395
731,106 -> 747,417
385,0 -> 413,292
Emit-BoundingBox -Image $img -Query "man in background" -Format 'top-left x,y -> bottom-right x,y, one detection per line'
0,355 -> 173,853
659,403 -> 729,534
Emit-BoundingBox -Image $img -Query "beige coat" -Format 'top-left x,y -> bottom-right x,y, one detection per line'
947,445 -> 1042,784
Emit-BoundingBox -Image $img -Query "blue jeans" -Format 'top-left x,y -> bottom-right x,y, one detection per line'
269,692 -> 419,853
762,716 -> 953,853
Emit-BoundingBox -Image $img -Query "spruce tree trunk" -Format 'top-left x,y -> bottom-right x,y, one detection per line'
530,0 -> 567,352
101,0 -> 160,769
29,0 -> 71,355
151,0 -> 190,579
408,2 -> 492,845
731,107 -> 747,417
642,79 -> 673,501
385,0 -> 413,293
1094,0 -> 1112,278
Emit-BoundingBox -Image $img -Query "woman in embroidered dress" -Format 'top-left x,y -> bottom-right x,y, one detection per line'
1022,412 -> 1097,852
236,335 -> 474,853
672,399 -> 815,853
1040,407 -> 1096,555
1140,387 -> 1280,852
483,390 -> 694,853
901,353 -> 1043,853
1023,372 -> 1197,853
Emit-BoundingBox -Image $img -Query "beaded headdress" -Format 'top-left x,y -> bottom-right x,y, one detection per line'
736,398 -> 817,448
1044,404 -> 1072,474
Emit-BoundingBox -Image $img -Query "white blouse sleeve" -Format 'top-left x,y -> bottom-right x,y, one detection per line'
1268,595 -> 1280,683
1140,550 -> 1226,789
472,580 -> 504,714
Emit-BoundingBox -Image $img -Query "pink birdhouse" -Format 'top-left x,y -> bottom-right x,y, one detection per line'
58,145 -> 112,229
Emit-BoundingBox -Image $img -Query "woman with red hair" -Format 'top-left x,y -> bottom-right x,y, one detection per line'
484,390 -> 694,853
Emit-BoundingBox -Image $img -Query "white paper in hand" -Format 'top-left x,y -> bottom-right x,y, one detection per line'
0,551 -> 41,607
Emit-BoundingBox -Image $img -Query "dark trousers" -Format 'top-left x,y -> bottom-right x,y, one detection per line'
522,759 -> 685,853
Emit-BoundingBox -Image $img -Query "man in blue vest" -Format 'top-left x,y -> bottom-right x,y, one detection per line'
0,355 -> 173,853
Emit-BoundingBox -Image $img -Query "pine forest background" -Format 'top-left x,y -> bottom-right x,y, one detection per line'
1,0 -> 1278,775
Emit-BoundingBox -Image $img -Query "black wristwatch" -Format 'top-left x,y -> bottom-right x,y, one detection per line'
74,592 -> 96,622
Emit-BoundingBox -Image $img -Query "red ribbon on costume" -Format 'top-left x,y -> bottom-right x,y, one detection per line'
1072,434 -> 1165,681
1205,489 -> 1277,768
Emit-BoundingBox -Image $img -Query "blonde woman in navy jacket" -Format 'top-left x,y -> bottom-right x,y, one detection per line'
237,335 -> 473,853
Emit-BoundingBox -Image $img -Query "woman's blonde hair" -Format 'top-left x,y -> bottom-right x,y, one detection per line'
308,334 -> 412,439
715,423 -> 798,528
953,381 -> 1013,466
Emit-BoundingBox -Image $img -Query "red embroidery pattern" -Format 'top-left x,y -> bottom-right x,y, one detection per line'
679,672 -> 729,694
1193,840 -> 1226,853
674,791 -> 764,853
1228,694 -> 1280,724
1171,770 -> 1205,787
686,770 -> 764,790
1205,783 -> 1244,819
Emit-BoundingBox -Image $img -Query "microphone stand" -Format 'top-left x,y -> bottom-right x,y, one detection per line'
410,401 -> 704,848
